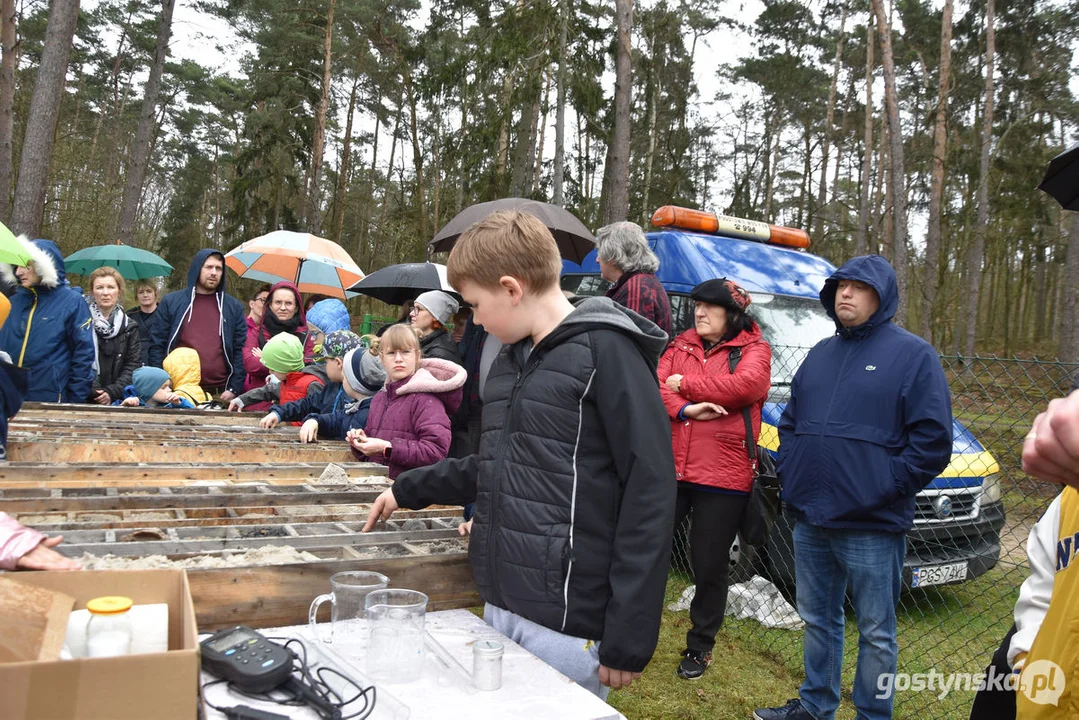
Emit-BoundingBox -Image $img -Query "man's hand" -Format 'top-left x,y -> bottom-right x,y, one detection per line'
260,412 -> 281,429
220,390 -> 236,403
665,374 -> 684,394
598,665 -> 641,690
1023,393 -> 1079,489
227,398 -> 243,412
299,419 -> 319,443
92,390 -> 111,405
458,518 -> 473,536
16,536 -> 82,571
683,402 -> 727,421
361,488 -> 399,532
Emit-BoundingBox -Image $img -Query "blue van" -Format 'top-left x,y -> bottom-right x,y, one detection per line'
561,208 -> 1006,590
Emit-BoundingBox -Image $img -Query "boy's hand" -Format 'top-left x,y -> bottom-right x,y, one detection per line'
260,412 -> 280,429
227,399 -> 243,412
16,536 -> 82,571
665,374 -> 684,394
164,392 -> 182,405
299,419 -> 319,443
683,402 -> 727,421
599,665 -> 642,690
361,488 -> 399,532
458,519 -> 473,536
121,397 -> 140,407
1023,393 -> 1079,489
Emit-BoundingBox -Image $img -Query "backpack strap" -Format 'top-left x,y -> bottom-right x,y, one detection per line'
727,347 -> 757,466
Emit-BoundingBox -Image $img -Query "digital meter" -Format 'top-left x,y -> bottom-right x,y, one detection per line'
200,626 -> 294,693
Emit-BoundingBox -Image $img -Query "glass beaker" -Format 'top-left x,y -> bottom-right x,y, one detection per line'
364,589 -> 428,683
308,571 -> 389,657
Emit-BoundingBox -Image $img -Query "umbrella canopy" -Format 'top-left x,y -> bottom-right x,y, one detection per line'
430,198 -> 596,263
348,262 -> 459,306
65,243 -> 173,280
1039,143 -> 1079,211
224,231 -> 364,300
0,221 -> 34,267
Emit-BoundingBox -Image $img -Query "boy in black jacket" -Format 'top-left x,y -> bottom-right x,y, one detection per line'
363,210 -> 676,699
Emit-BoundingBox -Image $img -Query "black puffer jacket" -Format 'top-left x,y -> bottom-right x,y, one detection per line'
92,315 -> 142,401
392,297 -> 676,673
420,328 -> 463,365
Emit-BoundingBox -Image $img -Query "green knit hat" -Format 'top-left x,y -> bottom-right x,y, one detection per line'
261,333 -> 305,373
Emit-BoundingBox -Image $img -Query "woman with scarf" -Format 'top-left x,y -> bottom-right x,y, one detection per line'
87,266 -> 142,405
241,281 -> 314,408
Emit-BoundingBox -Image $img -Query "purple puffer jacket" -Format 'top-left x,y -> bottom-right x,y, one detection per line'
359,357 -> 466,479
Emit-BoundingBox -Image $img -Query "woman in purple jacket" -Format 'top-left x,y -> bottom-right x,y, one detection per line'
347,325 -> 466,479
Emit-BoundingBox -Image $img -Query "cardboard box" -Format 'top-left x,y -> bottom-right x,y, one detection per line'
0,569 -> 199,720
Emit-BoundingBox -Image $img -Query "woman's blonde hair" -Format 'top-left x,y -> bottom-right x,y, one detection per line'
362,325 -> 423,358
89,266 -> 125,297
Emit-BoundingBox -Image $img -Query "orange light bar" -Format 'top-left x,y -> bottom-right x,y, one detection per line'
651,205 -> 811,249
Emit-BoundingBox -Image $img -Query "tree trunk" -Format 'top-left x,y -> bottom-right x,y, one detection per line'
814,7 -> 847,243
965,0 -> 994,357
533,66 -> 551,196
552,0 -> 571,206
495,73 -> 512,183
640,29 -> 660,225
331,75 -> 358,246
117,0 -> 176,246
1063,213 -> 1079,361
920,0 -> 952,343
304,0 -> 335,233
11,0 -> 80,236
404,67 -> 428,242
602,0 -> 633,225
0,0 -> 16,220
871,0 -> 909,327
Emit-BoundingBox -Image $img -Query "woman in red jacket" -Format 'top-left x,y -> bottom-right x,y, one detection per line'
658,277 -> 772,681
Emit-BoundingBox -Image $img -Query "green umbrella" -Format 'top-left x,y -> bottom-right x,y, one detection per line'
65,243 -> 173,280
0,221 -> 33,267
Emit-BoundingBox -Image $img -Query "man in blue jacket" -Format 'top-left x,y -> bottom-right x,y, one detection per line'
755,255 -> 953,720
148,250 -> 246,400
0,237 -> 95,403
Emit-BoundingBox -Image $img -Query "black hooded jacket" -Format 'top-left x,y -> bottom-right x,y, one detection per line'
391,297 -> 677,673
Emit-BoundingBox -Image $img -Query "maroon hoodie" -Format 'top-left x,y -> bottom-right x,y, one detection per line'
242,280 -> 315,394
357,358 -> 466,478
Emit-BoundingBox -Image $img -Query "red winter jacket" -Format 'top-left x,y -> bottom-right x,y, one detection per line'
658,324 -> 772,492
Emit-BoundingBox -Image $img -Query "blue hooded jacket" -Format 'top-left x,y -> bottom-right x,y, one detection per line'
148,249 -> 247,395
777,255 -> 954,533
0,238 -> 95,402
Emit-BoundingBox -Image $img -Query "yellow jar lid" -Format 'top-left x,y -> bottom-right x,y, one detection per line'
86,596 -> 133,615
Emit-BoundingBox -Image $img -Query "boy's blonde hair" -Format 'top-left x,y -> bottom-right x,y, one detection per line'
447,210 -> 562,292
362,325 -> 423,358
89,266 -> 125,296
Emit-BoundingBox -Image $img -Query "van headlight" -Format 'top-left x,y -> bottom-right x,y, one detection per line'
979,473 -> 1001,504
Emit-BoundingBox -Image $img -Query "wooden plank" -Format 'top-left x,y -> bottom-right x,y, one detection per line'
0,462 -> 387,488
18,402 -> 266,427
189,555 -> 481,631
0,488 -> 386,512
7,439 -> 357,464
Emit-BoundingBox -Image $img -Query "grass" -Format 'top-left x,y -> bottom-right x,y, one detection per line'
604,563 -> 1023,719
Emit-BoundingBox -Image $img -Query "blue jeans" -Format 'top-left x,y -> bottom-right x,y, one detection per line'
793,522 -> 905,720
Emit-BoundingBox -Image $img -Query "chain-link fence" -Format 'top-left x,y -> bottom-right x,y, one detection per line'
669,347 -> 1078,719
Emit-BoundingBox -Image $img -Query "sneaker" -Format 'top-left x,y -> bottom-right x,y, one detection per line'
676,648 -> 712,680
753,698 -> 815,720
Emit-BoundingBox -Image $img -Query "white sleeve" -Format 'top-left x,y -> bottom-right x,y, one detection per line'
1008,494 -> 1061,669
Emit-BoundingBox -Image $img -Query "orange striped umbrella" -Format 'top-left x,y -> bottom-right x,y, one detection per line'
224,231 -> 364,299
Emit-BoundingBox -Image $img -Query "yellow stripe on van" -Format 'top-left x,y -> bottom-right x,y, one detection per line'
757,422 -> 998,479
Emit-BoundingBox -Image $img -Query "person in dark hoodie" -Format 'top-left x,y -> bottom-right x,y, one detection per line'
362,210 -> 676,701
0,237 -> 95,403
148,250 -> 246,401
242,280 -> 316,399
754,255 -> 953,720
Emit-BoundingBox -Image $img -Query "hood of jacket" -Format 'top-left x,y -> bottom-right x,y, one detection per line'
520,296 -> 669,369
186,249 -> 228,295
257,280 -> 308,335
300,362 -> 330,385
0,237 -> 64,290
163,347 -> 203,388
389,357 -> 466,415
819,254 -> 898,337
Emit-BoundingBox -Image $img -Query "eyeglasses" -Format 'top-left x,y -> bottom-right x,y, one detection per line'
254,297 -> 268,304
380,348 -> 416,359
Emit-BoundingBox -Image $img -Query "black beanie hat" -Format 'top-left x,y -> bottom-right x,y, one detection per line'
690,278 -> 752,312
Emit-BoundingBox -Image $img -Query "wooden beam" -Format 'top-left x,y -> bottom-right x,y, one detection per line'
7,438 -> 357,464
0,462 -> 387,488
19,402 -> 266,427
0,488 -> 386,512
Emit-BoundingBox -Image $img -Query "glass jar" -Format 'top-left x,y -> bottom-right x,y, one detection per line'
472,639 -> 504,691
86,596 -> 133,658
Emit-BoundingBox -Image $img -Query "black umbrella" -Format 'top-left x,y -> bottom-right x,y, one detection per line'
430,198 -> 596,263
1039,143 -> 1079,211
348,262 -> 460,306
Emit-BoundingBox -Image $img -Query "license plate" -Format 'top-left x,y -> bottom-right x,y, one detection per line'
911,561 -> 968,587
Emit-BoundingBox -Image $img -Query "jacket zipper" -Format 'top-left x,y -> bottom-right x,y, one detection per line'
17,288 -> 38,367
817,340 -> 854,519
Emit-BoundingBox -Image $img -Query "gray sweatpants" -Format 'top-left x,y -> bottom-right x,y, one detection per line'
484,603 -> 610,701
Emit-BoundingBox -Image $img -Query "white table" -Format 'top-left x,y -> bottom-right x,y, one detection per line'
201,609 -> 626,720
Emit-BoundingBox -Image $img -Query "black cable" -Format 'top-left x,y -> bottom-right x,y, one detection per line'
199,635 -> 377,720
